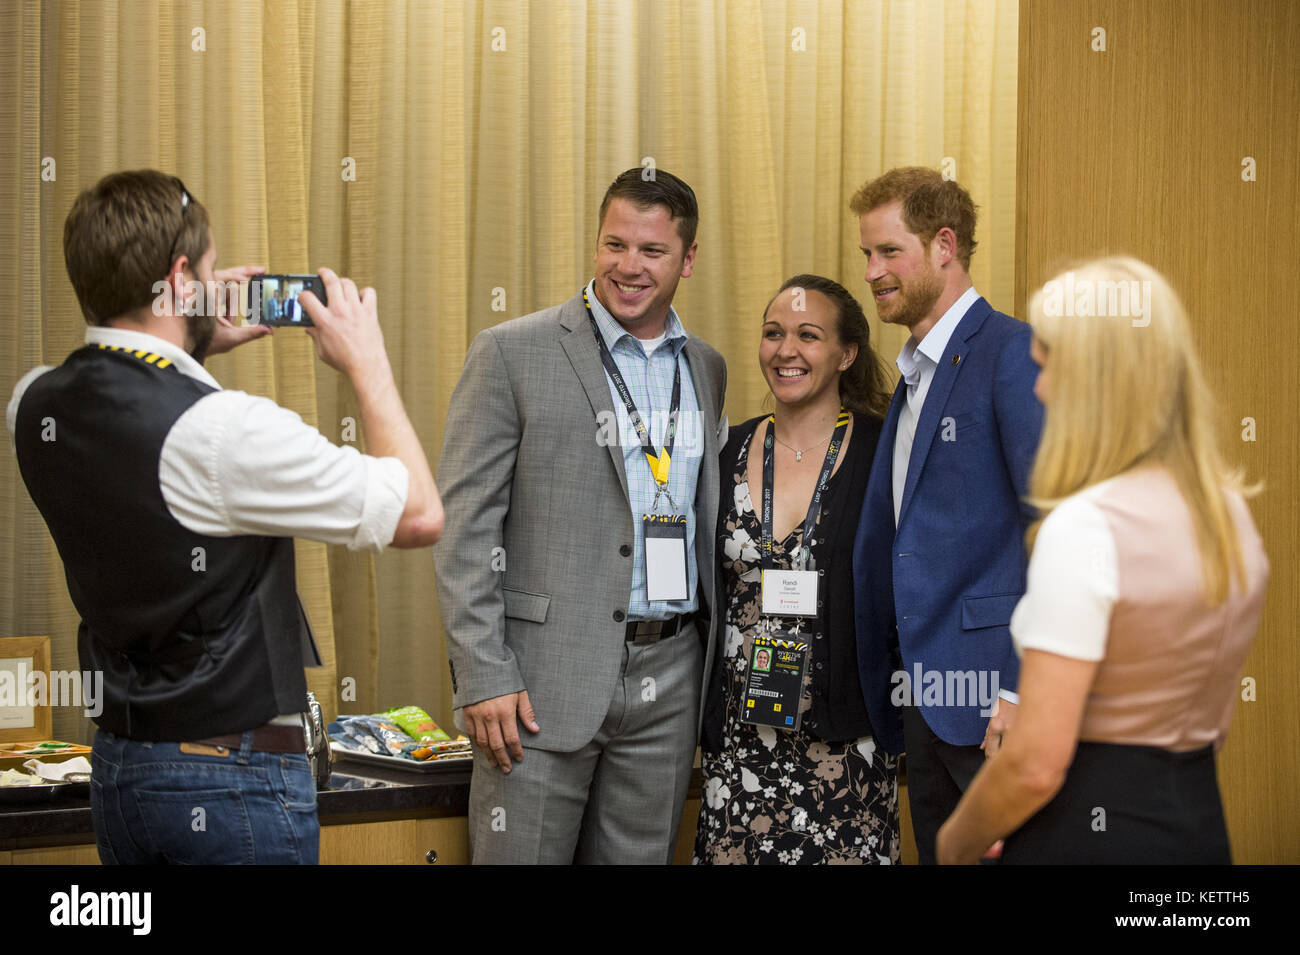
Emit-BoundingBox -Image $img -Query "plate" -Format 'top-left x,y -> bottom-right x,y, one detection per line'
328,742 -> 473,775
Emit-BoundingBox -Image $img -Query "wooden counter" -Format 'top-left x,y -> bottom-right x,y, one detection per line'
0,759 -> 705,864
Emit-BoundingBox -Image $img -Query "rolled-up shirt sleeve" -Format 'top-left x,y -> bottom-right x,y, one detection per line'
159,390 -> 409,552
1010,493 -> 1118,662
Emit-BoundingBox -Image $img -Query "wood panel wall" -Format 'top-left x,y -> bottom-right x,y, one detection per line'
1017,0 -> 1299,863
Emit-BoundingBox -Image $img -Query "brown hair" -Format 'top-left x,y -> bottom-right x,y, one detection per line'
765,274 -> 893,418
63,170 -> 212,325
598,167 -> 699,252
849,166 -> 977,270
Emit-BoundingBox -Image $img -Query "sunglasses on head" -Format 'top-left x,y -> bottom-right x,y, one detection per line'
164,177 -> 192,276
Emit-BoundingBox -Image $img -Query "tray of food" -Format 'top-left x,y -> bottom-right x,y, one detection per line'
328,706 -> 473,774
0,765 -> 91,803
0,740 -> 93,772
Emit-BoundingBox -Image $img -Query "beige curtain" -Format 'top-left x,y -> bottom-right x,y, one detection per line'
0,0 -> 1018,741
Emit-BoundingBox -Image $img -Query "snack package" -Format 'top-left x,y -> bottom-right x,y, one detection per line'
333,718 -> 379,753
330,715 -> 415,756
327,722 -> 377,754
400,736 -> 473,761
353,716 -> 414,756
384,705 -> 451,742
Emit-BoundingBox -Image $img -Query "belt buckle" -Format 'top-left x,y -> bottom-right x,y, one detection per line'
631,616 -> 685,646
629,620 -> 663,646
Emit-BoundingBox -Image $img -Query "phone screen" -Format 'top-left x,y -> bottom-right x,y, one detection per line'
248,274 -> 325,327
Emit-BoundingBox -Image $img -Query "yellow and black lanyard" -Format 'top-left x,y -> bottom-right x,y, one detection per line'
760,408 -> 850,572
585,288 -> 682,514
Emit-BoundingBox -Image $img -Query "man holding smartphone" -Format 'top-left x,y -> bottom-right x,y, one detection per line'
8,169 -> 443,864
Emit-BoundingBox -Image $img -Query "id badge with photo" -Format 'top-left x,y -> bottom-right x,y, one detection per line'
760,568 -> 818,617
741,632 -> 810,731
644,514 -> 689,602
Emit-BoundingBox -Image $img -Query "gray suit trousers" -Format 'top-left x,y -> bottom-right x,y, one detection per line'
467,623 -> 702,864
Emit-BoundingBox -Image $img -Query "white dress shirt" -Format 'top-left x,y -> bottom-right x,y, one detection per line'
8,326 -> 409,552
891,286 -> 981,525
1010,480 -> 1120,661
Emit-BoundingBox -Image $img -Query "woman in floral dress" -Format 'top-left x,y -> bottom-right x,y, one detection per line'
695,275 -> 900,865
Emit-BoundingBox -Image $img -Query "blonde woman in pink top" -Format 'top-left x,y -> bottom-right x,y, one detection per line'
937,257 -> 1269,864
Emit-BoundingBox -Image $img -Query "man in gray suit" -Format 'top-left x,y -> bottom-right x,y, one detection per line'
436,168 -> 726,864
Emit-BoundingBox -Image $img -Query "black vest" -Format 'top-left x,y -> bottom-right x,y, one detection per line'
14,343 -> 312,740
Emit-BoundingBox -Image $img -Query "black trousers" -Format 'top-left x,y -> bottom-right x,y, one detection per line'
902,704 -> 987,865
1001,741 -> 1230,864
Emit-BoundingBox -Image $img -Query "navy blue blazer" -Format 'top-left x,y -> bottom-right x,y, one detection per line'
853,296 -> 1043,751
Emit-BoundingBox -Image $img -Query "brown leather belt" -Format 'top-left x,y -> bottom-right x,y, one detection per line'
194,722 -> 305,754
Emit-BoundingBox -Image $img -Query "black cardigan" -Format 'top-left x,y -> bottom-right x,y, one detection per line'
701,411 -> 884,751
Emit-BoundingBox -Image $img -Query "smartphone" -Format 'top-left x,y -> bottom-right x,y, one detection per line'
248,274 -> 327,327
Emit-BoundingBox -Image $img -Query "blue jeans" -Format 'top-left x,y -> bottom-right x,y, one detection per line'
90,729 -> 319,864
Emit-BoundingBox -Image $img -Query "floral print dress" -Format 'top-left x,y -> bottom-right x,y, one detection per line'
693,428 -> 900,865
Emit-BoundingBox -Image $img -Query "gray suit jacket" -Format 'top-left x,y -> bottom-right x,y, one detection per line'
435,291 -> 727,753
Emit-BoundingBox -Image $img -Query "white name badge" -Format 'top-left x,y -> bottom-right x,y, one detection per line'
761,569 -> 819,617
644,515 -> 689,602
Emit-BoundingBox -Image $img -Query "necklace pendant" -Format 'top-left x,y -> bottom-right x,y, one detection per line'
795,450 -> 803,462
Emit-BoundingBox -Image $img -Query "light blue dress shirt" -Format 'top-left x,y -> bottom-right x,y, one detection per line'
585,279 -> 703,620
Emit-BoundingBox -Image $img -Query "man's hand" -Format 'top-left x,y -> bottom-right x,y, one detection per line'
298,267 -> 388,381
462,691 -> 541,773
981,697 -> 1017,758
206,265 -> 273,356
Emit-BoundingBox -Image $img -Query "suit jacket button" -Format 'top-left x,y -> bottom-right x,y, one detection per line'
613,610 -> 625,623
620,544 -> 632,557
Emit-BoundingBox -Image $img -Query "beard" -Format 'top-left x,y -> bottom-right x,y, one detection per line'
878,261 -> 945,330
186,308 -> 216,363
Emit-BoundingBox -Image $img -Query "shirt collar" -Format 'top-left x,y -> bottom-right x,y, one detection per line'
584,279 -> 687,357
85,326 -> 221,390
896,286 -> 981,384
